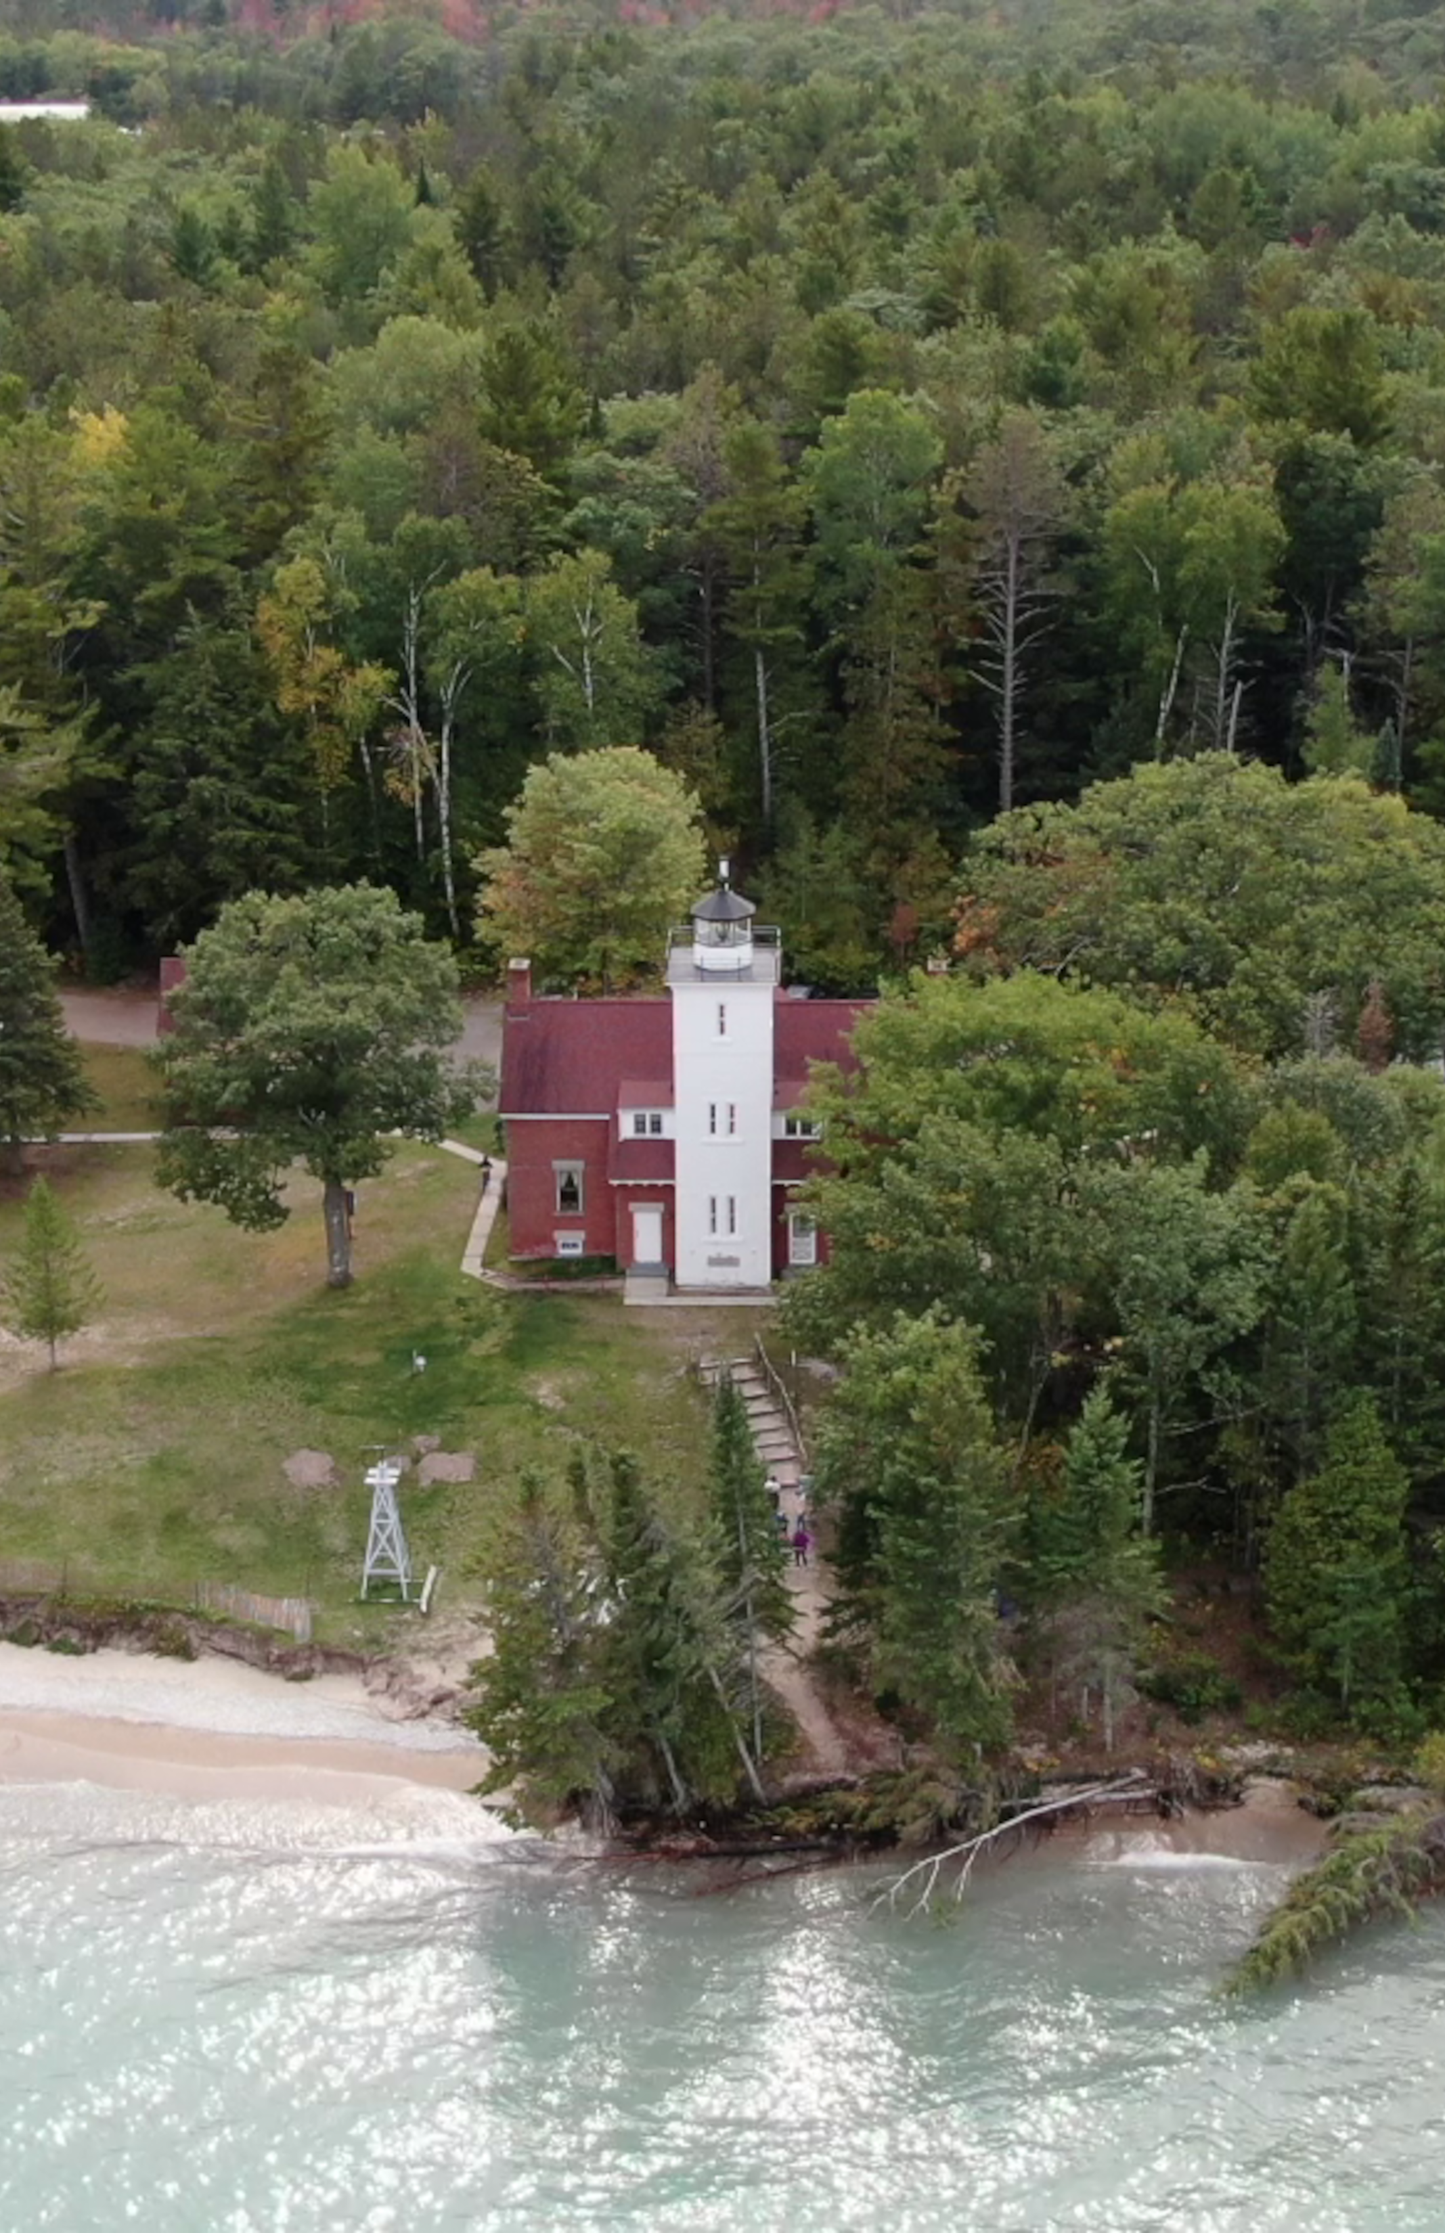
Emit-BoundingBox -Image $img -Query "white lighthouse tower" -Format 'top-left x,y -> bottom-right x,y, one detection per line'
668,863 -> 779,1289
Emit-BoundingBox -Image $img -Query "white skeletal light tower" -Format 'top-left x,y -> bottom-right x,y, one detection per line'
361,1455 -> 412,1601
668,862 -> 778,1289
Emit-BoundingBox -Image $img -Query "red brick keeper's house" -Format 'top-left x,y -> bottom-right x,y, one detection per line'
498,872 -> 870,1295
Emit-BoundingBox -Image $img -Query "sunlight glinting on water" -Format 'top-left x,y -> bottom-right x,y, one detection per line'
4,1790 -> 1445,2232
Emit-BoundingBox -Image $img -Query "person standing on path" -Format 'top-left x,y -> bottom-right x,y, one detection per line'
791,1521 -> 812,1568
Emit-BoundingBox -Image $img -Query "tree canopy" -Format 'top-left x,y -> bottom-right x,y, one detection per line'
476,746 -> 706,989
956,760 -> 1445,1059
153,883 -> 477,1286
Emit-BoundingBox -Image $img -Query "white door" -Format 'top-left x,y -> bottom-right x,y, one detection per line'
632,1205 -> 664,1266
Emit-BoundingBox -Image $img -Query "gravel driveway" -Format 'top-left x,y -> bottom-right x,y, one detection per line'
62,988 -> 502,1073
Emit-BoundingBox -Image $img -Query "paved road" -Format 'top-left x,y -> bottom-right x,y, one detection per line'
61,988 -> 503,1072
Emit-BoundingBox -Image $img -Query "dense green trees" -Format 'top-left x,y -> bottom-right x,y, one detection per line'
956,760 -> 1445,1058
12,0 -> 1445,1784
2,8 -> 1445,982
787,902 -> 1445,1753
469,1446 -> 776,1820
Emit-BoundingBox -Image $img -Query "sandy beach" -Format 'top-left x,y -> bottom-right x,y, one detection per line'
0,1641 -> 491,1810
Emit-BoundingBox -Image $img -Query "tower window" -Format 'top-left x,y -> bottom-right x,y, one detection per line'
708,1195 -> 718,1236
717,1003 -> 727,1036
727,1195 -> 737,1235
727,1104 -> 737,1135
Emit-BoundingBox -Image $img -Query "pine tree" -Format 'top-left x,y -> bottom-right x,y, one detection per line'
1035,1390 -> 1164,1751
814,1310 -> 1015,1762
0,876 -> 93,1162
1300,662 -> 1375,776
1265,1397 -> 1410,1718
1,1176 -> 100,1369
601,1453 -> 762,1811
466,1472 -> 616,1824
708,1373 -> 793,1759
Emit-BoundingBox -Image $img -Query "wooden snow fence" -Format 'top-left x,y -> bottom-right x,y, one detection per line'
0,1559 -> 313,1643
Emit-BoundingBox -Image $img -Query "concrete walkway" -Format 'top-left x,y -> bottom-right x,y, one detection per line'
458,1156 -> 506,1279
52,1131 -> 161,1144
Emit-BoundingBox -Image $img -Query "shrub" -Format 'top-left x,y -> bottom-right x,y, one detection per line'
1138,1649 -> 1242,1724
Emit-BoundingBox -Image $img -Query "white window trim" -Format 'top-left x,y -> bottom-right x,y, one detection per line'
553,1160 -> 585,1215
788,1211 -> 818,1267
555,1232 -> 586,1258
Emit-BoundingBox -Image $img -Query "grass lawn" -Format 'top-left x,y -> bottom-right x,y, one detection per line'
77,1044 -> 160,1130
0,1144 -> 717,1645
447,1107 -> 499,1154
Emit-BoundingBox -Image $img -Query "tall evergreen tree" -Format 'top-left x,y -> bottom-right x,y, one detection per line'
0,876 -> 93,1160
708,1372 -> 792,1758
1,1175 -> 100,1369
1265,1398 -> 1410,1718
812,1310 -> 1014,1761
467,1472 -> 616,1824
601,1453 -> 763,1811
1033,1389 -> 1164,1751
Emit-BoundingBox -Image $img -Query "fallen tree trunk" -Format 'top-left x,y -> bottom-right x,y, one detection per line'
877,1771 -> 1155,1917
1223,1809 -> 1445,1995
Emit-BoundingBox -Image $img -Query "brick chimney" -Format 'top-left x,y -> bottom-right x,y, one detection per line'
506,957 -> 532,1012
157,954 -> 186,1036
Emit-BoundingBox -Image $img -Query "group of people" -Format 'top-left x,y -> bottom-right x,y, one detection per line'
765,1475 -> 813,1567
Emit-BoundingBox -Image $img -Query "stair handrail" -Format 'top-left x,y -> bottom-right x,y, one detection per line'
753,1332 -> 808,1471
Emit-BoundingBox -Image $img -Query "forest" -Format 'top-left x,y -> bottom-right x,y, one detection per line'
2,0 -> 1445,979
11,0 -> 1445,1832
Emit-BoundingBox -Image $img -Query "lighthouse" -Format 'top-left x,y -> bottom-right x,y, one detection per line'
667,862 -> 779,1289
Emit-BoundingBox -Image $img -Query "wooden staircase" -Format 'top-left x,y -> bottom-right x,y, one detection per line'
698,1340 -> 807,1490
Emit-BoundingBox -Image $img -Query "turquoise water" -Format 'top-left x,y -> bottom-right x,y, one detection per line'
2,1784 -> 1443,2232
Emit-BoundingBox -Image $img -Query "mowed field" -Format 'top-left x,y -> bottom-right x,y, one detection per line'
0,1120 -> 716,1645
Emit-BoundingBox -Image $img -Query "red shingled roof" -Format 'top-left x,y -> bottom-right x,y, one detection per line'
775,996 -> 870,1078
500,998 -> 670,1115
501,991 -> 868,1118
609,1136 -> 675,1184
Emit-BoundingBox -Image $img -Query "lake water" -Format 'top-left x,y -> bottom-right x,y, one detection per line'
2,1782 -> 1442,2232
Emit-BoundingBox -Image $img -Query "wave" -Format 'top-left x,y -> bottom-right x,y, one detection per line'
0,1774 -> 523,1859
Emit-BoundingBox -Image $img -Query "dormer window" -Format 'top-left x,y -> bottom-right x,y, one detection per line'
631,1111 -> 664,1137
784,1114 -> 822,1140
